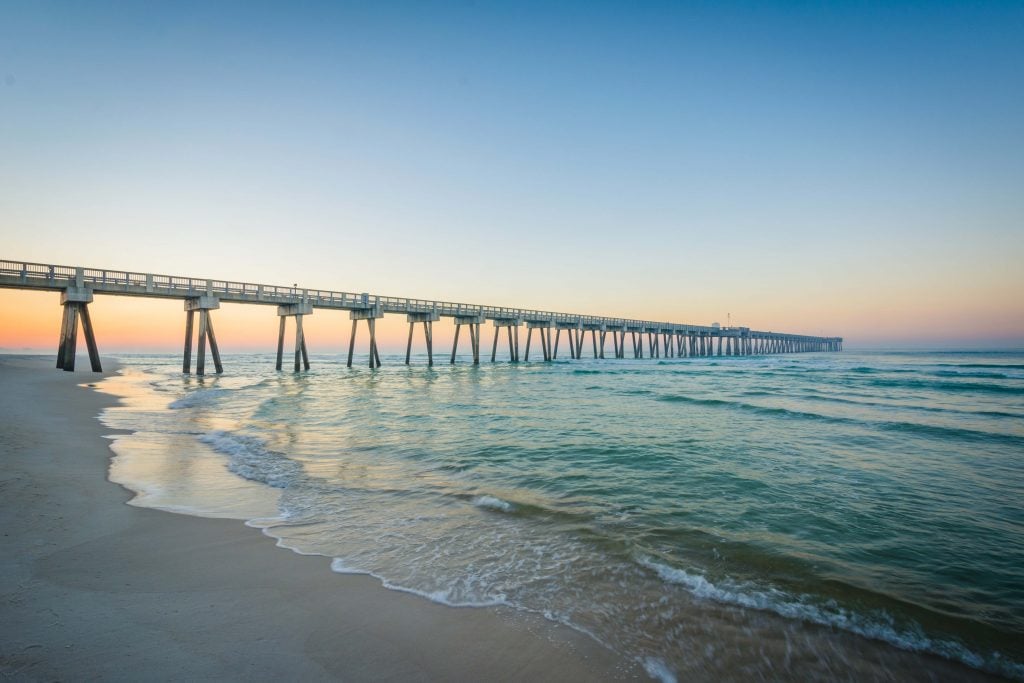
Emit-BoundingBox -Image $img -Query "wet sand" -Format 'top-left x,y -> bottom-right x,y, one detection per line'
0,356 -> 635,681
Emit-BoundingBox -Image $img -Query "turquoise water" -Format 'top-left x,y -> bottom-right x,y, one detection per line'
101,350 -> 1024,680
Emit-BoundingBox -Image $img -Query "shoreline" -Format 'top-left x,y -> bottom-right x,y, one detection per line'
0,356 -> 634,681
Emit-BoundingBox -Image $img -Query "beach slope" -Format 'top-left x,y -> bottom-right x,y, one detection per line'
0,357 -> 631,681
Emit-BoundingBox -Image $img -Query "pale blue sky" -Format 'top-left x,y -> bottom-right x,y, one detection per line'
2,1 -> 1022,344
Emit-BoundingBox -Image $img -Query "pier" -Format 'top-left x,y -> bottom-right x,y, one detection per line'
1,260 -> 842,374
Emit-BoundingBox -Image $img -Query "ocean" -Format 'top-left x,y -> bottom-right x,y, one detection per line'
98,350 -> 1024,681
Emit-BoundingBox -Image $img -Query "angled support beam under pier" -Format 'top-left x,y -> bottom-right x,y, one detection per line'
523,319 -> 553,362
406,310 -> 440,366
607,326 -> 621,359
625,325 -> 644,359
554,321 -> 582,360
451,313 -> 485,365
56,283 -> 102,373
581,323 -> 604,359
348,302 -> 383,369
277,300 -> 313,372
183,295 -> 224,376
491,318 -> 521,362
644,329 -> 660,359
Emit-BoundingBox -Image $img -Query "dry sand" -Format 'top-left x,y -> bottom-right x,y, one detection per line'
0,356 -> 636,681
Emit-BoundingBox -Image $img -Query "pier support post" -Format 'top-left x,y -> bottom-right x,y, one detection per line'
183,296 -> 223,376
406,311 -> 440,365
348,304 -> 383,368
491,319 -> 521,362
56,286 -> 102,372
554,322 -> 582,360
524,320 -> 553,361
451,313 -> 485,364
579,324 -> 604,359
277,301 -> 313,372
646,330 -> 658,358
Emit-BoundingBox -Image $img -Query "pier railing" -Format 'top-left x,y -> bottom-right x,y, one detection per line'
1,258 -> 842,374
0,259 -> 839,341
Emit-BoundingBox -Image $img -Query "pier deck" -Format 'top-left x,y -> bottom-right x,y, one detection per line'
1,260 -> 842,373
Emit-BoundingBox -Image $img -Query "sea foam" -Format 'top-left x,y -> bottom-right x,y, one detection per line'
199,430 -> 302,489
169,388 -> 230,409
472,495 -> 515,513
636,557 -> 1021,678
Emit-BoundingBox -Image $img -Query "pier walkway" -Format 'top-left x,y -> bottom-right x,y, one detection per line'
1,260 -> 842,374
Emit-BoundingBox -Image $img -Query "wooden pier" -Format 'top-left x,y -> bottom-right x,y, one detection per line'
0,260 -> 843,374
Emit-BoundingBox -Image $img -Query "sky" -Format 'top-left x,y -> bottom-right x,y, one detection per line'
1,1 -> 1022,353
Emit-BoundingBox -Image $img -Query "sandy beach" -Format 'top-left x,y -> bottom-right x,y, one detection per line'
0,356 -> 633,681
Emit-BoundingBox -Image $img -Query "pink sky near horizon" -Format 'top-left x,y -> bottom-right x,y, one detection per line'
2,283 -> 1020,356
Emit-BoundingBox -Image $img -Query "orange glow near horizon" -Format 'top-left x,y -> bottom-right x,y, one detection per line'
2,287 -> 1021,355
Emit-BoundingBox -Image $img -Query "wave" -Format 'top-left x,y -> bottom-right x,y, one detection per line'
864,377 -> 1024,395
329,558 -> 509,608
168,388 -> 231,409
932,370 -> 1010,379
849,366 -> 915,374
655,394 -> 1024,446
473,495 -> 515,513
198,430 -> 304,488
637,557 -> 1024,680
797,390 -> 1024,419
937,363 -> 1024,370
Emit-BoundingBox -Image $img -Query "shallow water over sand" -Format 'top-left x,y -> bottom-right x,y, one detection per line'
102,350 -> 1024,680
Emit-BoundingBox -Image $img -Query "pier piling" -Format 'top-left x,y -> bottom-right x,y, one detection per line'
406,311 -> 439,365
182,296 -> 222,375
3,260 -> 843,373
277,301 -> 312,372
56,285 -> 102,372
348,303 -> 382,368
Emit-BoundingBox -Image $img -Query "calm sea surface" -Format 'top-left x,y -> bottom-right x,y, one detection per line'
99,350 -> 1024,680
